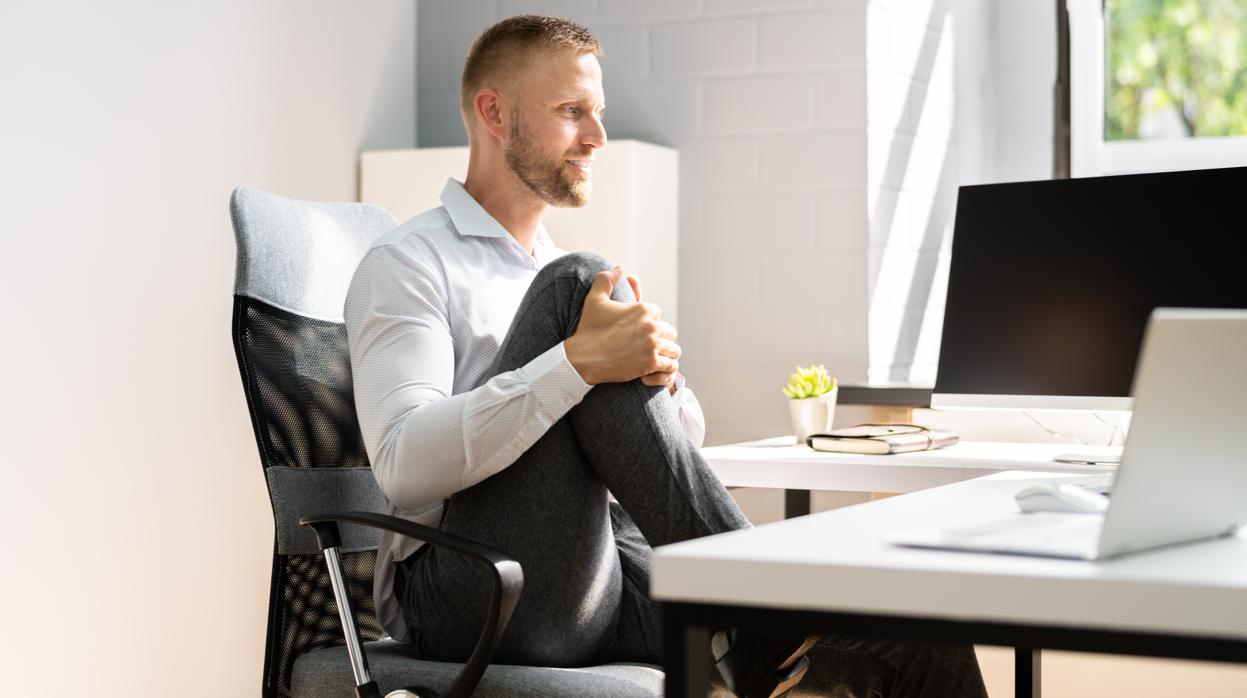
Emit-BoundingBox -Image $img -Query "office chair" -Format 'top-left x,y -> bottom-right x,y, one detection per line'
229,186 -> 665,697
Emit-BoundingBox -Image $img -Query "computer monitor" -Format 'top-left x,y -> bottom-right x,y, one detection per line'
932,166 -> 1247,412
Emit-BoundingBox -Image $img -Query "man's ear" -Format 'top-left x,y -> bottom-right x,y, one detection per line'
473,89 -> 507,143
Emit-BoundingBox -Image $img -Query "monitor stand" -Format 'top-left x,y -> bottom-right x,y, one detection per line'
1053,448 -> 1123,466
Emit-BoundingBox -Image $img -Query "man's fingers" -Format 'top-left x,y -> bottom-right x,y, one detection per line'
657,338 -> 681,360
641,370 -> 677,387
655,320 -> 677,341
652,356 -> 679,374
627,274 -> 642,302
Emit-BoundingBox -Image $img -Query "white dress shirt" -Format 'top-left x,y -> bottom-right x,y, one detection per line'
344,179 -> 705,640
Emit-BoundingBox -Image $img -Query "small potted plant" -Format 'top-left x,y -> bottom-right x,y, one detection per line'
782,364 -> 838,446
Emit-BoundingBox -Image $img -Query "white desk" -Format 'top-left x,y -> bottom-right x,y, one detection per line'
653,471 -> 1247,697
702,437 -> 1117,516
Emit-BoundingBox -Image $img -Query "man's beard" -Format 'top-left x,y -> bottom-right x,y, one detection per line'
505,111 -> 592,208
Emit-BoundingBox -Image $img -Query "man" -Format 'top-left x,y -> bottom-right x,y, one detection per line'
345,15 -> 987,698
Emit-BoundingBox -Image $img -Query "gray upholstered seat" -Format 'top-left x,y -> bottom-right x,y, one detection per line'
292,640 -> 663,698
231,186 -> 667,697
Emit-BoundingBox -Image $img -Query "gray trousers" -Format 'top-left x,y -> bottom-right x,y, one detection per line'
399,252 -> 987,696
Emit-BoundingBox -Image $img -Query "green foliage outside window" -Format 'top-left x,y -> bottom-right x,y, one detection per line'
1106,0 -> 1247,140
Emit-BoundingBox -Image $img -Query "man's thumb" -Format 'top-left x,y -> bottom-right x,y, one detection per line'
590,266 -> 622,298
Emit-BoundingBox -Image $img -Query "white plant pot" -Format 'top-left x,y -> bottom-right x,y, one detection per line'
789,388 -> 838,446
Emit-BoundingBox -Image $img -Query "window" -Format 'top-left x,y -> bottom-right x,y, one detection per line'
1070,0 -> 1247,175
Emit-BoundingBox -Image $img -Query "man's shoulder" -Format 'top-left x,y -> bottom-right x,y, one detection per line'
371,206 -> 455,253
347,207 -> 454,314
351,207 -> 461,293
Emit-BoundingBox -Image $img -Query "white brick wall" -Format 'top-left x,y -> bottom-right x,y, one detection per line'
703,75 -> 815,133
863,0 -> 960,384
652,18 -> 756,75
759,9 -> 866,70
816,70 -> 867,127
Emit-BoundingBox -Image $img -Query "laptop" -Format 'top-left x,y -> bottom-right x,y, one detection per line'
893,308 -> 1247,560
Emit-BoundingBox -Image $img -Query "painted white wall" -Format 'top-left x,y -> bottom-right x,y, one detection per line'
991,0 -> 1056,183
0,2 -> 415,695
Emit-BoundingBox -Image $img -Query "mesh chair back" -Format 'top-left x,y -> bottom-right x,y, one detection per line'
230,186 -> 397,698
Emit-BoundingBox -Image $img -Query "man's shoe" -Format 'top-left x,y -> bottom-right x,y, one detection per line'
712,630 -> 820,698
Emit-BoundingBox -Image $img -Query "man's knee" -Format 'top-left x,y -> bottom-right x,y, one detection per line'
538,250 -> 614,285
534,251 -> 638,307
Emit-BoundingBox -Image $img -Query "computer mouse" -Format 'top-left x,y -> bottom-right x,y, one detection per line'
1014,483 -> 1110,514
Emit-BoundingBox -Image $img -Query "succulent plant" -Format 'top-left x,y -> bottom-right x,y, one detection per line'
782,364 -> 837,399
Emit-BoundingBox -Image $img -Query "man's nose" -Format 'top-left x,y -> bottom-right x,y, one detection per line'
582,114 -> 607,149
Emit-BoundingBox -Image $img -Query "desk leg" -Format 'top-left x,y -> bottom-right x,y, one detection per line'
1016,647 -> 1041,698
784,489 -> 811,519
662,604 -> 712,697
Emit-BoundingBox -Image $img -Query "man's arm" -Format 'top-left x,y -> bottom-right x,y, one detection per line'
348,250 -> 689,511
345,244 -> 592,512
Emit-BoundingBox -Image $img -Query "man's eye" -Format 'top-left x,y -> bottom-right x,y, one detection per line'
564,106 -> 580,116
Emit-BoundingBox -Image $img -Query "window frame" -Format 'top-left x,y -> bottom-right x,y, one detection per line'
1068,0 -> 1247,177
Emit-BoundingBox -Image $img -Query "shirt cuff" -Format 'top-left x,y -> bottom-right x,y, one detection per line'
517,341 -> 594,417
674,383 -> 707,448
670,372 -> 687,396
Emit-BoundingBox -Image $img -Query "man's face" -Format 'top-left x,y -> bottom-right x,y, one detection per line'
504,50 -> 607,208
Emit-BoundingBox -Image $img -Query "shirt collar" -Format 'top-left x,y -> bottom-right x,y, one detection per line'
440,178 -> 557,264
440,178 -> 511,239
531,226 -> 559,266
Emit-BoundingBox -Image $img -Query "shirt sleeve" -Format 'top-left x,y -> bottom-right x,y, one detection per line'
344,243 -> 593,512
670,373 -> 707,448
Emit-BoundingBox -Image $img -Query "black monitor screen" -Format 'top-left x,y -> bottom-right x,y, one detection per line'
935,166 -> 1247,404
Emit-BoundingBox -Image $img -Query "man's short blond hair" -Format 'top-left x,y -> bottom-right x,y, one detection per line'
460,15 -> 603,128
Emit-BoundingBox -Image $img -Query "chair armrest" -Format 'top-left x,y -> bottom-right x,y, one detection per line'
301,511 -> 523,698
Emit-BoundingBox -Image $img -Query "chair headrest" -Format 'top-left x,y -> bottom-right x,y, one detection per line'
230,186 -> 397,322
